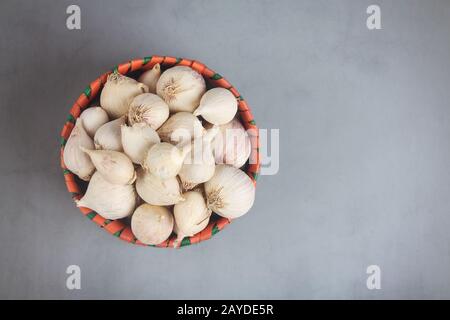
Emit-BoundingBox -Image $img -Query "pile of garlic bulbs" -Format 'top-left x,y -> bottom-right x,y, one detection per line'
63,64 -> 255,246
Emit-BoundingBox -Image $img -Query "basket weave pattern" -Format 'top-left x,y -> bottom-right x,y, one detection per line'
60,56 -> 260,248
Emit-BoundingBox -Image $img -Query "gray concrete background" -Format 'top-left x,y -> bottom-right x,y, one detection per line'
1,0 -> 450,299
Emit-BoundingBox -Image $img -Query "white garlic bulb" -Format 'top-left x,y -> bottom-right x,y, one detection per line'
157,112 -> 205,145
76,171 -> 136,220
79,106 -> 109,138
135,168 -> 184,206
174,191 -> 211,242
94,116 -> 125,151
208,118 -> 251,168
178,127 -> 219,190
63,118 -> 95,181
100,72 -> 149,119
143,142 -> 191,180
138,63 -> 161,93
81,148 -> 136,185
121,123 -> 160,165
204,164 -> 255,219
193,88 -> 237,125
128,93 -> 169,130
156,66 -> 206,113
131,204 -> 174,245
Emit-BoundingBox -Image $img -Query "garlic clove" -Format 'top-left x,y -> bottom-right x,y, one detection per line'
79,106 -> 109,138
63,118 -> 95,181
81,147 -> 136,185
100,71 -> 149,119
174,191 -> 211,240
207,118 -> 251,168
76,171 -> 136,220
128,93 -> 169,130
157,112 -> 205,145
138,63 -> 161,94
178,127 -> 219,189
143,142 -> 192,180
193,88 -> 238,125
121,123 -> 160,165
204,164 -> 255,219
156,66 -> 206,113
131,204 -> 174,245
94,116 -> 126,151
173,223 -> 183,248
135,168 -> 184,205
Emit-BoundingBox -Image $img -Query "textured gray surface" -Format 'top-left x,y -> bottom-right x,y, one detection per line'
1,0 -> 450,299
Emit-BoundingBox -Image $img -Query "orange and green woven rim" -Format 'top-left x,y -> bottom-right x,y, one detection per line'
60,56 -> 260,248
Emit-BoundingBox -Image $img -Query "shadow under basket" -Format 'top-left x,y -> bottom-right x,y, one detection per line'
60,56 -> 260,248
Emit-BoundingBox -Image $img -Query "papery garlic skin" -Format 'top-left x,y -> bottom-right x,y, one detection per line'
188,183 -> 206,195
81,148 -> 136,185
138,63 -> 161,93
193,88 -> 237,125
76,171 -> 136,220
94,116 -> 125,151
100,72 -> 149,119
157,112 -> 205,145
63,118 -> 95,181
121,123 -> 160,165
205,164 -> 255,219
208,118 -> 251,168
143,142 -> 191,180
174,191 -> 211,240
79,107 -> 109,138
178,127 -> 219,190
128,93 -> 169,130
156,66 -> 206,113
131,204 -> 174,245
135,168 -> 184,206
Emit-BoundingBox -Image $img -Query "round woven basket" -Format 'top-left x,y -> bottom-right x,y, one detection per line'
60,56 -> 260,248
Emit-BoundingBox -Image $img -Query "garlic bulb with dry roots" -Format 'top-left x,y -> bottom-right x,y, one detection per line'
81,148 -> 136,185
174,191 -> 211,245
143,142 -> 191,179
156,66 -> 206,113
205,164 -> 255,219
100,72 -> 149,119
136,168 -> 184,205
128,93 -> 169,130
208,118 -> 251,168
131,204 -> 174,245
193,88 -> 238,125
63,118 -> 95,181
121,123 -> 160,165
178,126 -> 219,190
94,116 -> 125,151
157,112 -> 205,145
76,171 -> 136,220
138,63 -> 161,93
79,107 -> 109,138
